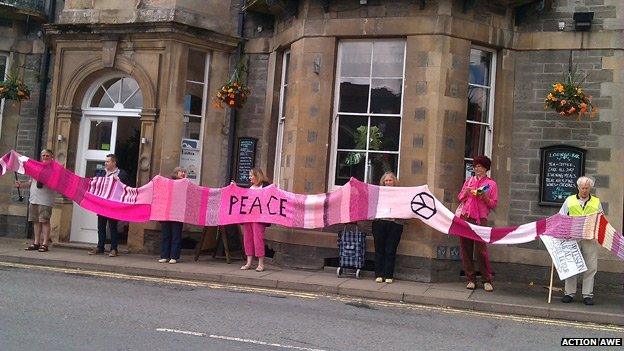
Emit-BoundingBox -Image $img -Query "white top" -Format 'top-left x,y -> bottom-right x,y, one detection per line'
29,181 -> 55,207
250,184 -> 261,189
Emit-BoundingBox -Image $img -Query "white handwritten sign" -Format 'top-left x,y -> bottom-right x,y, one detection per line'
541,236 -> 587,280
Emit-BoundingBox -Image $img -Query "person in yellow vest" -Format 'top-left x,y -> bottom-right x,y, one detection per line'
559,176 -> 603,306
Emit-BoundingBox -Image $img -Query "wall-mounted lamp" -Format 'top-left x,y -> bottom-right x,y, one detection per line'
573,12 -> 594,31
558,21 -> 565,31
141,137 -> 148,144
56,134 -> 64,142
359,0 -> 367,4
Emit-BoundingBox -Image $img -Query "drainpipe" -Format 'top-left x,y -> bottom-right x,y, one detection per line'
224,0 -> 246,185
34,0 -> 56,158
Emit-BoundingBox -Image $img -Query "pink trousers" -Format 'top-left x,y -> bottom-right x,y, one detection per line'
242,222 -> 266,258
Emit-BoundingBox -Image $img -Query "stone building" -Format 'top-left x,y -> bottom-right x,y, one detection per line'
240,0 -> 623,285
0,0 -> 49,237
0,0 -> 622,287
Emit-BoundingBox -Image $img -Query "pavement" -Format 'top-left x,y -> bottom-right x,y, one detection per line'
1,237 -> 622,326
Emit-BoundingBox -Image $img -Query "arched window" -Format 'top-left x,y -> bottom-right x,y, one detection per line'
89,77 -> 143,110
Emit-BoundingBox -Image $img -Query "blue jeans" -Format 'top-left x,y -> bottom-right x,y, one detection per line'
97,215 -> 119,252
160,221 -> 183,260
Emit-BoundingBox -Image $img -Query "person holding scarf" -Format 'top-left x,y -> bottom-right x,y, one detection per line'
240,168 -> 271,272
158,167 -> 187,264
372,171 -> 404,284
559,176 -> 603,306
457,156 -> 498,292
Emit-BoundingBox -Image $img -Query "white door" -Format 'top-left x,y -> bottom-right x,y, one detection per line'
70,116 -> 118,243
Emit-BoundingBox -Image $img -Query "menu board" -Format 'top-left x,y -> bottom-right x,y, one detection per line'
235,137 -> 257,185
539,145 -> 586,206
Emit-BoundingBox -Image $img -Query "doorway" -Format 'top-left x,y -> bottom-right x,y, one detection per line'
70,75 -> 143,244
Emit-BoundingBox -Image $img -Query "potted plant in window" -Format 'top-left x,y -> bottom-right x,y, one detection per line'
213,58 -> 250,109
0,73 -> 31,102
544,69 -> 595,120
345,125 -> 382,166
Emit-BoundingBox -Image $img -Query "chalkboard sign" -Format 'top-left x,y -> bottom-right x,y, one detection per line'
539,145 -> 586,206
235,137 -> 257,185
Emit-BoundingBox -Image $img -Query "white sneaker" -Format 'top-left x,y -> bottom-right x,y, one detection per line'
385,278 -> 393,284
158,258 -> 167,263
375,277 -> 383,283
483,282 -> 494,292
169,259 -> 177,264
466,282 -> 476,290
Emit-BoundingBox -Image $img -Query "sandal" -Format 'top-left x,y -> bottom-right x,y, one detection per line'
38,245 -> 49,252
25,244 -> 40,251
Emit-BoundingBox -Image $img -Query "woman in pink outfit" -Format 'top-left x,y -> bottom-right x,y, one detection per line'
240,168 -> 271,272
456,156 -> 498,292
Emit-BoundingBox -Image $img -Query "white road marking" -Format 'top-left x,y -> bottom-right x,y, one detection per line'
3,261 -> 622,333
156,328 -> 327,351
156,328 -> 206,337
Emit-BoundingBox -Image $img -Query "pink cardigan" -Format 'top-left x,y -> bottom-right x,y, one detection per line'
457,176 -> 498,221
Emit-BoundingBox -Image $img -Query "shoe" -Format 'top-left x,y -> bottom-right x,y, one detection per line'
158,258 -> 168,263
255,266 -> 265,272
169,259 -> 177,264
108,249 -> 118,257
240,264 -> 251,270
25,244 -> 40,251
583,296 -> 594,306
375,277 -> 384,283
38,245 -> 49,252
561,294 -> 574,303
385,278 -> 393,284
483,282 -> 494,292
466,282 -> 476,290
88,248 -> 103,255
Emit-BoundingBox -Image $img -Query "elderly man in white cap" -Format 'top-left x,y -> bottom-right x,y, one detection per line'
559,176 -> 603,306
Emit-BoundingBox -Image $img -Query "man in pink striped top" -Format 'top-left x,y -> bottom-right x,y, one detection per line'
457,156 -> 498,292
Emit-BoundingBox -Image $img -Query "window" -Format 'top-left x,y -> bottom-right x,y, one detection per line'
464,47 -> 496,179
0,52 -> 8,140
89,77 -> 143,110
273,50 -> 290,188
331,40 -> 406,186
180,49 -> 211,184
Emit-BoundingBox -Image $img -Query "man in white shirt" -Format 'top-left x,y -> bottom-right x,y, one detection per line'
15,149 -> 56,252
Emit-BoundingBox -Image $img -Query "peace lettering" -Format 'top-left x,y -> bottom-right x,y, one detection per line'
228,195 -> 287,217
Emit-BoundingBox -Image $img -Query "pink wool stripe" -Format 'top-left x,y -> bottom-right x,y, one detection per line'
184,182 -> 203,225
197,186 -> 210,226
80,192 -> 151,222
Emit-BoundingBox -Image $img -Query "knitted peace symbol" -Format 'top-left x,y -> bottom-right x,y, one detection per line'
410,192 -> 437,220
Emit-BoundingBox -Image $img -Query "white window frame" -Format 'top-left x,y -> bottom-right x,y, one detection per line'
0,52 -> 10,140
273,50 -> 290,189
464,46 -> 496,179
328,39 -> 407,189
182,49 -> 211,185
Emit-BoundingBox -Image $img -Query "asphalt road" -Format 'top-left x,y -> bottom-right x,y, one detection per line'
0,263 -> 621,351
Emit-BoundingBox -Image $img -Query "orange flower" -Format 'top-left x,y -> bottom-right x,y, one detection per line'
553,83 -> 564,93
560,100 -> 567,106
568,107 -> 576,114
229,100 -> 235,106
547,93 -> 555,101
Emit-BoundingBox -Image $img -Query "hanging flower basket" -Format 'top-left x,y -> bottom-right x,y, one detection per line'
213,58 -> 250,109
0,74 -> 31,102
544,69 -> 595,120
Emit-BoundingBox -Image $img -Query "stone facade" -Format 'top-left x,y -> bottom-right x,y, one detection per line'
0,1 -> 48,238
241,0 -> 623,284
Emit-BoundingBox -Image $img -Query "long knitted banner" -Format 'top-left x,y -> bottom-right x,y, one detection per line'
1,150 -> 622,261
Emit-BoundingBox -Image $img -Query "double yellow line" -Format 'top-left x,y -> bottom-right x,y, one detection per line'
1,261 -> 622,333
